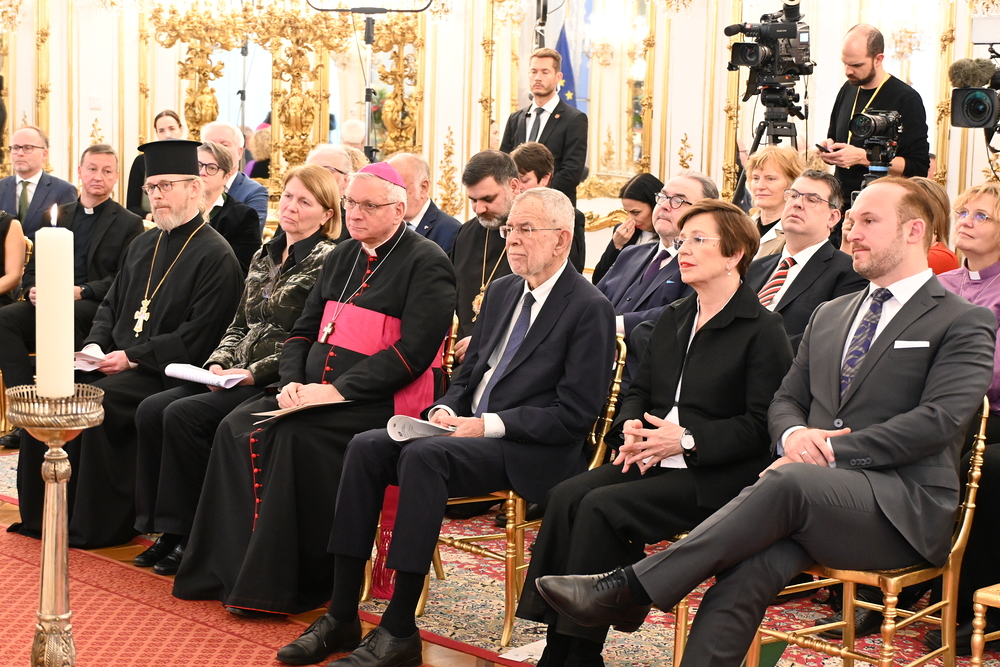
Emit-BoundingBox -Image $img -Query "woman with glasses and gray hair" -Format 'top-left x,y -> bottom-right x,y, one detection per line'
516,199 -> 793,667
197,140 -> 261,276
131,164 -> 340,577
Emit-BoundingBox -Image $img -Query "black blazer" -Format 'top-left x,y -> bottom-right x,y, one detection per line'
501,98 -> 588,206
414,199 -> 461,255
746,241 -> 866,351
125,154 -> 148,218
612,282 -> 793,510
32,199 -> 145,301
0,172 -> 78,237
432,266 -> 616,504
592,229 -> 644,284
210,195 -> 261,276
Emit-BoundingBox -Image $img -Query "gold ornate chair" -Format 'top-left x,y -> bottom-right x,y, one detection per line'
431,333 -> 628,646
739,396 -> 991,667
970,582 -> 1000,665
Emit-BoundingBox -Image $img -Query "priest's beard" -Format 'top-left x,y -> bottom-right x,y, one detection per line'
153,206 -> 193,231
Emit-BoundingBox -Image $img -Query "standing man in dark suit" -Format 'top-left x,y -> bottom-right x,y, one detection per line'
746,170 -> 867,351
534,177 -> 996,666
276,187 -> 615,667
501,48 -> 588,206
0,143 -> 144,446
0,126 -> 78,237
597,173 -> 716,345
201,121 -> 270,231
388,152 -> 461,254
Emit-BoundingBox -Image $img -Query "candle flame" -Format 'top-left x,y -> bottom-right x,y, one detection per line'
50,204 -> 58,226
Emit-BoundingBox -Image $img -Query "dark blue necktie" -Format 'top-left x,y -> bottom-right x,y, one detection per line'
475,292 -> 536,417
840,288 -> 892,400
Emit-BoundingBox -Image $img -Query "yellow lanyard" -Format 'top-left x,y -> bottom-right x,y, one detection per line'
847,74 -> 890,144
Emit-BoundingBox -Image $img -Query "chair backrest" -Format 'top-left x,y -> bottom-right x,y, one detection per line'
587,333 -> 628,470
949,396 -> 990,564
441,313 -> 460,380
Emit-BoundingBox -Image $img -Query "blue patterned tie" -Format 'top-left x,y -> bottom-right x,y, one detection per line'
840,288 -> 892,400
475,292 -> 536,417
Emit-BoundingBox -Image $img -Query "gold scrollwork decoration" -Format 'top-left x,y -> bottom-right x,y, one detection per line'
577,175 -> 627,200
678,133 -> 693,169
584,208 -> 629,232
939,27 -> 955,54
983,153 -> 1000,183
90,119 -> 105,145
600,127 -> 616,173
936,99 -> 950,125
436,127 -> 461,218
373,13 -> 424,155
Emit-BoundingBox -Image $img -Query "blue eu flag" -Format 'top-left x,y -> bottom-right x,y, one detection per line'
555,25 -> 577,109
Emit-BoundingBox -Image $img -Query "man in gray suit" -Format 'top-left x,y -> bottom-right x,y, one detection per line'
0,126 -> 77,236
201,122 -> 269,230
534,177 -> 996,666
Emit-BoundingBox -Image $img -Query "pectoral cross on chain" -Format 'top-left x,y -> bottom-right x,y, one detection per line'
319,320 -> 334,344
133,299 -> 151,337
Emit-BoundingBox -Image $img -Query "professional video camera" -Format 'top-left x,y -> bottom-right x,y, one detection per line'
725,0 -> 814,204
949,16 -> 1000,163
850,110 -> 902,194
726,0 -> 813,107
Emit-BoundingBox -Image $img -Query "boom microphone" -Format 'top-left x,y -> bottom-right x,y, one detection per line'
782,0 -> 801,22
949,58 -> 997,89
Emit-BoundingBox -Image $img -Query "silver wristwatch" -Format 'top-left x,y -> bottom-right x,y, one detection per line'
681,428 -> 696,452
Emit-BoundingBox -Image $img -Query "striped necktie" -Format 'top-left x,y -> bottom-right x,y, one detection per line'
840,288 -> 893,400
758,256 -> 796,307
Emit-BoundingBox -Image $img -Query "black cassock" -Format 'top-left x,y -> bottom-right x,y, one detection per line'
11,215 -> 243,549
450,219 -> 511,340
173,224 -> 456,615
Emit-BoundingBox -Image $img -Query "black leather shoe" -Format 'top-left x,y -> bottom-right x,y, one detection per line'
816,608 -> 884,639
277,613 -> 362,665
133,534 -> 181,568
152,544 -> 184,576
0,427 -> 21,449
536,568 -> 652,633
923,618 -> 1000,656
327,626 -> 422,667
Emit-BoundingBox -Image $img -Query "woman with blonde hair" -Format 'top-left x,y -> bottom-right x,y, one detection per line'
745,145 -> 806,258
911,176 -> 959,274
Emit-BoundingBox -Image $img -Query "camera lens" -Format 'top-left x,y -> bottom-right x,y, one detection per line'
965,90 -> 994,125
849,114 -> 878,140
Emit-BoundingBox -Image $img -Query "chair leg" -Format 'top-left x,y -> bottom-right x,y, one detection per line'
360,558 -> 373,602
743,629 -> 762,667
501,496 -> 520,647
877,587 -> 899,667
971,601 -> 988,667
415,572 -> 431,617
940,568 -> 961,667
672,597 -> 689,665
432,545 -> 445,581
842,581 -> 857,667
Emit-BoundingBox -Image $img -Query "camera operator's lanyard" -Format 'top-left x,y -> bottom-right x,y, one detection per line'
848,74 -> 890,143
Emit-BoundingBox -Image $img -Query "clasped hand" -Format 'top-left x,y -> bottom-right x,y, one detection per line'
760,426 -> 849,476
614,413 -> 685,474
277,381 -> 345,408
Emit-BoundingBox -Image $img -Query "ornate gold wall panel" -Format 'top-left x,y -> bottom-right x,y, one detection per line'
436,127 -> 460,217
138,1 -> 151,145
36,0 -> 51,170
372,13 -> 424,155
480,0 -> 495,150
0,33 -> 12,178
721,0 -> 743,200
933,1 -> 957,188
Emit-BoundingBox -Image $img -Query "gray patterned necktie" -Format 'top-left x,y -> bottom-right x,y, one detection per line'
840,288 -> 892,400
475,292 -> 536,417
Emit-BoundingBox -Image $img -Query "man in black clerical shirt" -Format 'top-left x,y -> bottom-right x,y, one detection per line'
10,139 -> 243,549
819,24 -> 929,213
0,143 -> 144,447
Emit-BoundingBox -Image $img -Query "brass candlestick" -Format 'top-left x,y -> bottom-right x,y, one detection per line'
6,384 -> 104,667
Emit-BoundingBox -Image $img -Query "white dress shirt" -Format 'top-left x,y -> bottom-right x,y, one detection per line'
761,239 -> 829,312
526,95 -> 560,142
406,198 -> 432,231
15,170 -> 43,215
430,260 -> 570,438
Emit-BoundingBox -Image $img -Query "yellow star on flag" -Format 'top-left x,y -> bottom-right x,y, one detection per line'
565,91 -> 574,100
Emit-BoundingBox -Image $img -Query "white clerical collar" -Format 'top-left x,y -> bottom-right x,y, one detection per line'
362,223 -> 404,255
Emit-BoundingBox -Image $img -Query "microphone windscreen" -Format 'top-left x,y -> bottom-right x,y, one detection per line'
949,58 -> 997,88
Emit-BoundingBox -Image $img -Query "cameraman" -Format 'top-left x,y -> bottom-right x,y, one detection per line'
820,25 -> 929,212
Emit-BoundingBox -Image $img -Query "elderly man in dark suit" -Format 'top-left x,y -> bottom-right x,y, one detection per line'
0,126 -> 77,237
534,177 -> 996,667
388,152 -> 461,254
0,143 -> 144,447
201,121 -> 269,230
276,187 -> 616,667
500,48 -> 587,206
746,169 -> 866,351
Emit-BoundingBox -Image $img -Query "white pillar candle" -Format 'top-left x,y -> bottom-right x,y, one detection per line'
35,205 -> 75,398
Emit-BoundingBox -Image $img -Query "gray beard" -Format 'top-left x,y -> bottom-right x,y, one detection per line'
154,208 -> 191,231
477,212 -> 507,230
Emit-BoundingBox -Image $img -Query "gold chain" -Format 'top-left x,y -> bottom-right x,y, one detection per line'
141,222 -> 207,307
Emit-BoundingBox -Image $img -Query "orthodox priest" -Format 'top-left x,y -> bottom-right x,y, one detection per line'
172,162 -> 456,616
9,139 -> 244,549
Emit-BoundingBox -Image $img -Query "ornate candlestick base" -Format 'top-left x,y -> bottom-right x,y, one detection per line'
5,385 -> 104,667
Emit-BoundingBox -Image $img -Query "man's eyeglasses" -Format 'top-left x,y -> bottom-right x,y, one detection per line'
783,188 -> 833,208
955,209 -> 997,225
342,197 -> 396,214
324,166 -> 349,177
672,236 -> 721,250
9,144 -> 44,154
198,161 -> 222,176
141,178 -> 196,195
654,192 -> 693,210
498,225 -> 562,239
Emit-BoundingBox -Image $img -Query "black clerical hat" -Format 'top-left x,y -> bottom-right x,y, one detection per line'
138,139 -> 201,177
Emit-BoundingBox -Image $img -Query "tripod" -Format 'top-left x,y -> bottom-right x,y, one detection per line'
731,84 -> 803,205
